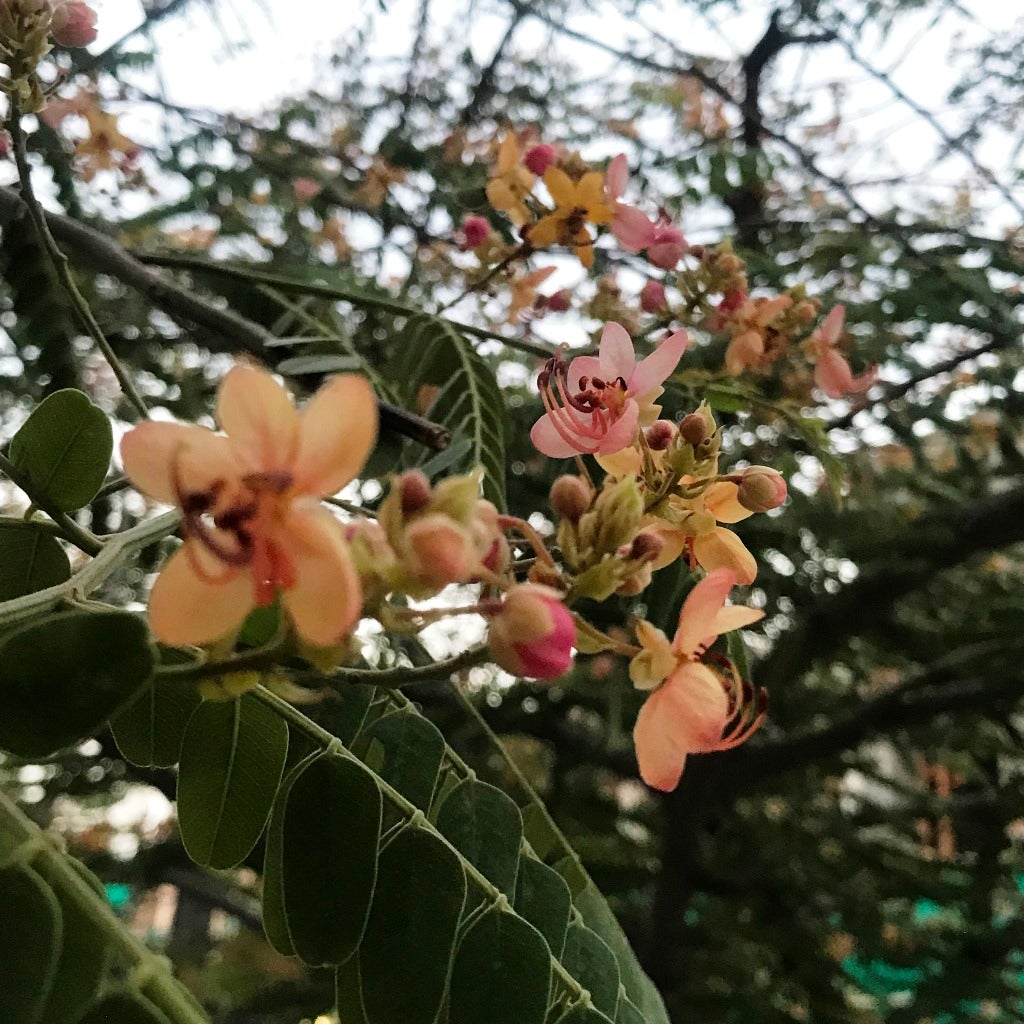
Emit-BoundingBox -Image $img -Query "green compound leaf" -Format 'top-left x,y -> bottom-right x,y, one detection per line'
110,674 -> 203,769
35,859 -> 110,1024
435,779 -> 523,897
573,883 -> 669,1024
448,906 -> 551,1024
74,991 -> 173,1024
0,527 -> 69,600
361,708 -> 445,810
514,854 -> 572,957
402,315 -> 508,509
281,753 -> 382,966
9,389 -> 113,511
0,865 -> 63,1024
561,922 -> 620,1020
359,826 -> 467,1024
0,611 -> 155,759
177,694 -> 289,869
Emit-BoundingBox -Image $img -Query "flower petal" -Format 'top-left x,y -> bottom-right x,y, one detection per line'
612,205 -> 656,253
293,374 -> 378,496
702,481 -> 751,524
692,529 -> 757,585
543,166 -> 577,208
633,687 -> 688,792
673,568 -> 735,658
814,348 -> 855,398
596,398 -> 640,455
216,363 -> 300,471
528,214 -> 560,249
819,304 -> 845,346
711,605 -> 764,637
121,422 -> 241,504
530,413 -> 585,458
629,329 -> 687,398
665,662 -> 731,750
567,355 -> 604,393
279,504 -> 362,647
725,330 -> 764,375
148,542 -> 253,647
597,322 -> 637,381
606,154 -> 629,201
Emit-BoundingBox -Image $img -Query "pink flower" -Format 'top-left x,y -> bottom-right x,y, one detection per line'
121,364 -> 378,648
50,1 -> 97,47
640,280 -> 667,313
488,584 -> 575,679
458,214 -> 490,250
531,322 -> 687,458
292,178 -> 322,202
631,569 -> 766,791
606,155 -> 686,268
812,305 -> 878,399
524,143 -> 557,176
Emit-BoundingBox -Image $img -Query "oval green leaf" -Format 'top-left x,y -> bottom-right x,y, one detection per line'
281,752 -> 382,966
362,709 -> 445,810
75,992 -> 172,1024
553,1006 -> 614,1024
110,675 -> 203,768
327,683 -> 376,744
0,611 -> 155,759
561,922 -> 620,1020
177,694 -> 289,869
514,855 -> 571,957
359,826 -> 467,1024
448,906 -> 551,1024
335,955 -> 369,1024
0,527 -> 69,600
615,995 -> 646,1024
435,779 -> 523,897
9,389 -> 113,511
0,865 -> 63,1024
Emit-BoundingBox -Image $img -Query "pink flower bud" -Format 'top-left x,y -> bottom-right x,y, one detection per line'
404,515 -> 473,586
647,222 -> 686,270
736,466 -> 787,512
487,584 -> 575,680
640,280 -> 667,313
524,143 -> 556,176
50,1 -> 97,47
629,530 -> 664,563
550,475 -> 591,522
398,469 -> 432,516
645,420 -> 675,451
546,288 -> 572,313
292,177 -> 321,202
458,215 -> 490,250
0,133 -> 9,158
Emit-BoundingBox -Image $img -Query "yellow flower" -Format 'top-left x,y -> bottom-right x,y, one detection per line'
528,167 -> 614,269
74,108 -> 139,181
485,134 -> 536,226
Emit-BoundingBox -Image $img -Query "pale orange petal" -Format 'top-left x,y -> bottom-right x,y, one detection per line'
294,374 -> 378,496
710,605 -> 764,637
543,166 -> 576,208
702,481 -> 752,524
692,528 -> 757,585
633,687 -> 688,792
216,363 -> 300,471
665,662 -> 731,750
121,422 -> 241,504
497,134 -> 519,174
279,504 -> 362,647
148,542 -> 253,647
529,215 -> 560,248
673,568 -> 735,658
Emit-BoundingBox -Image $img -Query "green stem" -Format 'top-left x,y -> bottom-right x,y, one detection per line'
0,451 -> 103,555
0,788 -> 210,1024
8,108 -> 150,420
0,510 -> 179,629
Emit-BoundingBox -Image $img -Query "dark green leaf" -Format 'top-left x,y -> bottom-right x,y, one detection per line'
448,906 -> 551,1024
9,389 -> 113,511
281,752 -> 382,966
277,353 -> 362,375
514,855 -> 571,957
435,779 -> 522,897
0,611 -> 155,759
359,826 -> 466,1024
0,527 -> 69,599
362,709 -> 445,810
615,995 -> 646,1024
561,922 -> 620,1020
0,865 -> 62,1024
177,694 -> 289,869
552,1006 -> 614,1024
328,683 -> 376,744
74,992 -> 172,1024
110,676 -> 203,769
335,956 -> 370,1024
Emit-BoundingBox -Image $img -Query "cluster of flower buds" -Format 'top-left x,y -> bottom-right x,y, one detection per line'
0,0 -> 96,112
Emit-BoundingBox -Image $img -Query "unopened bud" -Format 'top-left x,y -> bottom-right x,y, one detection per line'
458,215 -> 491,250
640,280 -> 667,313
524,143 -> 557,176
645,420 -> 675,451
678,413 -> 708,446
629,530 -> 664,563
550,474 -> 591,522
546,288 -> 572,313
736,466 -> 787,512
50,0 -> 97,46
487,583 -> 574,680
398,469 -> 432,516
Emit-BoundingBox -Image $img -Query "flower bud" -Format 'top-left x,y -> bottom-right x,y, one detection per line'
645,420 -> 675,451
629,530 -> 664,563
458,215 -> 490,250
678,413 -> 708,446
487,584 -> 575,680
404,515 -> 473,587
546,288 -> 572,313
292,177 -> 321,202
550,474 -> 591,522
640,280 -> 667,313
736,466 -> 787,512
398,469 -> 433,515
524,143 -> 556,176
50,0 -> 97,46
